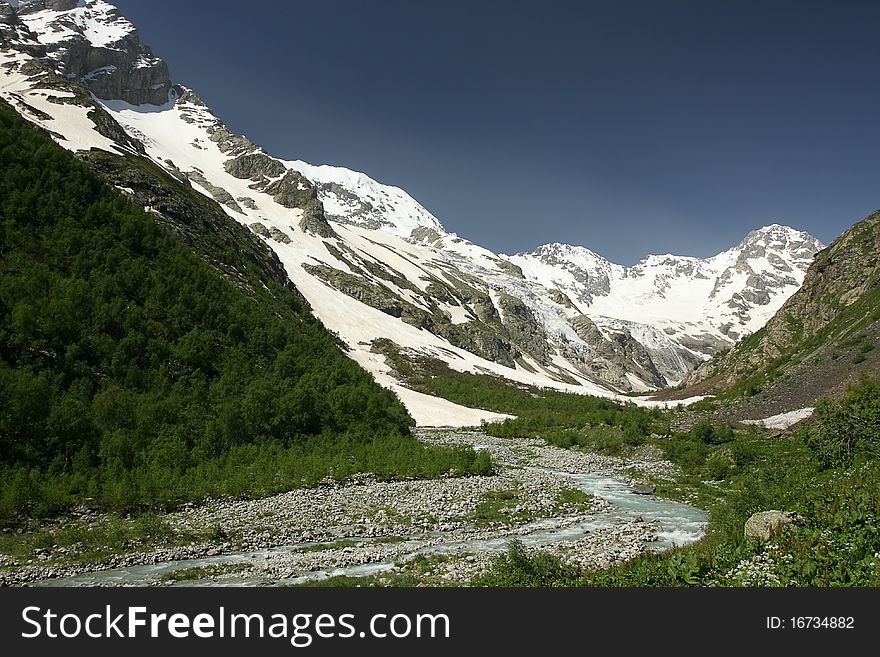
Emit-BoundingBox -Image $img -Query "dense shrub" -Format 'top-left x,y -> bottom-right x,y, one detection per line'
805,377 -> 880,468
472,540 -> 581,587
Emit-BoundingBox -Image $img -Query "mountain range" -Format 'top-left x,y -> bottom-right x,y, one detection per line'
0,0 -> 827,425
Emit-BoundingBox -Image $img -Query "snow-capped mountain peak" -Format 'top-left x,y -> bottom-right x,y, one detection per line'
286,158 -> 446,238
0,0 -> 825,424
512,223 -> 823,347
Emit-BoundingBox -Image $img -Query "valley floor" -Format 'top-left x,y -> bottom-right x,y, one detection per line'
1,431 -> 706,587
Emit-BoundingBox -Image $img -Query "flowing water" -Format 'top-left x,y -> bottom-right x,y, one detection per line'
34,466 -> 707,587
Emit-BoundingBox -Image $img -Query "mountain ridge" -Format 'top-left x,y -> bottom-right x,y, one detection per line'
0,0 -> 826,424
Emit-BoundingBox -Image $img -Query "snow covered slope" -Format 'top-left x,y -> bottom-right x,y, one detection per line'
0,1 -> 823,424
510,225 -> 823,381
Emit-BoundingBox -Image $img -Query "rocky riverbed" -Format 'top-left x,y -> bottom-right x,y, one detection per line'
2,430 -> 705,586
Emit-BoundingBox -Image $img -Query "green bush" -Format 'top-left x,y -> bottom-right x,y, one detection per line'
690,420 -> 735,445
805,377 -> 880,468
472,540 -> 581,587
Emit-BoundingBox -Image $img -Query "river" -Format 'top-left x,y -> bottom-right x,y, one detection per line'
32,431 -> 708,587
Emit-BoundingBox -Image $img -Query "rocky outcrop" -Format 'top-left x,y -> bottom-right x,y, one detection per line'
318,181 -> 383,229
6,1 -> 173,105
303,262 -> 524,368
527,243 -> 613,305
567,315 -> 667,390
409,226 -> 444,244
206,124 -> 257,157
495,259 -> 525,279
75,45 -> 171,106
303,263 -> 406,318
225,151 -> 337,239
268,227 -> 292,245
497,293 -> 551,364
249,223 -> 270,238
0,1 -> 40,49
0,3 -> 19,25
15,1 -> 79,13
549,289 -> 577,309
264,170 -> 337,238
186,170 -> 243,214
225,152 -> 287,181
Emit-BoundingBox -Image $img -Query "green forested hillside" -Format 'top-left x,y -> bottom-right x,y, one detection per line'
0,102 -> 488,520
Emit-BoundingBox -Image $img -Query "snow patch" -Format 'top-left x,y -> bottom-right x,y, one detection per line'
742,407 -> 815,430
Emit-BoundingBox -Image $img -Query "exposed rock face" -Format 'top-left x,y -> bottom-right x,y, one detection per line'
0,1 -> 37,48
249,223 -> 270,238
264,170 -> 337,238
75,45 -> 172,106
7,1 -> 173,105
527,243 -> 613,305
744,511 -> 804,542
409,226 -> 444,244
206,124 -> 256,156
688,210 -> 880,389
186,170 -> 243,214
318,181 -> 382,228
497,293 -> 551,364
495,260 -> 525,279
225,152 -> 287,181
512,227 -> 823,386
268,227 -> 292,244
568,315 -> 667,389
16,1 -> 80,13
224,152 -> 337,239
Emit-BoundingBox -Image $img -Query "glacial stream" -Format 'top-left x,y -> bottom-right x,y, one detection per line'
34,467 -> 708,587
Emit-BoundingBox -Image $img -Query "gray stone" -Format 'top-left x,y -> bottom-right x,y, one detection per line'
744,510 -> 804,542
249,223 -> 270,238
269,227 -> 292,245
225,152 -> 286,181
186,170 -> 243,213
631,484 -> 656,495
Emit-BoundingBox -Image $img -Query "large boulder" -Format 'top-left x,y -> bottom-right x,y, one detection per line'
744,510 -> 804,542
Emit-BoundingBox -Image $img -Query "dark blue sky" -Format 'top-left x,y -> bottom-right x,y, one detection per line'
113,0 -> 880,264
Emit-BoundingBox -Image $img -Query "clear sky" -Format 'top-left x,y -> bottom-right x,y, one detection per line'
112,0 -> 880,265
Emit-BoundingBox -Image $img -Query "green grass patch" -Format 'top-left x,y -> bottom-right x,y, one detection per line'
468,489 -> 522,527
553,487 -> 594,513
0,512 -> 210,568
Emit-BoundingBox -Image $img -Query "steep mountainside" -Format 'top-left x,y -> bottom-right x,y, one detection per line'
678,209 -> 880,419
0,97 -> 457,515
0,0 -> 823,423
